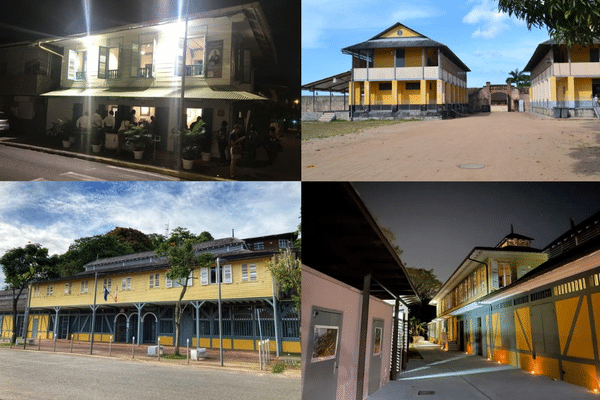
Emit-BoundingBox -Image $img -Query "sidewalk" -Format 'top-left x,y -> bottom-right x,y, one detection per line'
369,342 -> 598,399
3,339 -> 300,377
0,132 -> 300,181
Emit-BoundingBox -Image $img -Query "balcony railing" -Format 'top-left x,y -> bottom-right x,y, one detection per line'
353,66 -> 439,81
108,69 -> 119,80
138,66 -> 152,78
185,64 -> 204,76
553,62 -> 600,77
75,71 -> 86,80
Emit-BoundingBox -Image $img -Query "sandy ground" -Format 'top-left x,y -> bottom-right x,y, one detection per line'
302,112 -> 600,181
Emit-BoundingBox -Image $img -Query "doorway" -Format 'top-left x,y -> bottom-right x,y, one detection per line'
476,317 -> 483,356
458,320 -> 465,352
368,319 -> 384,395
303,307 -> 343,400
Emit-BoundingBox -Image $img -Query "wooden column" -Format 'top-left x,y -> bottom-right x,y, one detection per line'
356,271 -> 371,400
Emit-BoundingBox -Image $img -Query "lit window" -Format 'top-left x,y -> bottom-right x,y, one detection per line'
498,264 -> 512,288
68,49 -> 87,80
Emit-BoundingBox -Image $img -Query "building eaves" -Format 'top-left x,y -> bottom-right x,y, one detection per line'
524,38 -> 600,72
342,38 -> 470,72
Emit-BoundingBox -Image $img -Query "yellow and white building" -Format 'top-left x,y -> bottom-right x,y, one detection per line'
524,40 -> 600,118
343,23 -> 470,119
20,236 -> 299,353
430,211 -> 600,393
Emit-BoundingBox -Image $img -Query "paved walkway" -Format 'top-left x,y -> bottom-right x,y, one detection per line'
302,112 -> 600,181
0,132 -> 300,181
369,342 -> 598,400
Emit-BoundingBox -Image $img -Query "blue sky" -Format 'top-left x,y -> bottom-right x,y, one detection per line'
302,0 -> 550,92
0,182 -> 301,287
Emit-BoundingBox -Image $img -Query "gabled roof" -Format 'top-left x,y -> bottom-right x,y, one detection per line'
524,38 -> 600,72
341,23 -> 470,72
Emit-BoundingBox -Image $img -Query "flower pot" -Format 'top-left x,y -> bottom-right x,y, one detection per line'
91,144 -> 101,153
201,152 -> 211,162
133,150 -> 144,160
182,158 -> 195,170
62,140 -> 71,148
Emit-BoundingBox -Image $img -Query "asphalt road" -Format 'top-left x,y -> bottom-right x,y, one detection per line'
0,349 -> 300,400
0,146 -> 180,181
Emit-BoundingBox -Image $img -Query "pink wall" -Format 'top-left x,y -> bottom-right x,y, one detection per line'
302,265 -> 394,399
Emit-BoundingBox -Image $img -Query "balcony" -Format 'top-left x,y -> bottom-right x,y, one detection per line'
553,62 -> 600,77
353,66 -> 439,81
138,66 -> 153,78
107,70 -> 119,80
185,64 -> 204,77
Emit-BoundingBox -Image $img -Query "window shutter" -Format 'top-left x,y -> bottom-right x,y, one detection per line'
201,267 -> 208,285
149,274 -> 154,289
187,271 -> 193,287
68,49 -> 76,80
98,46 -> 108,79
224,265 -> 232,284
250,264 -> 257,281
131,42 -> 139,77
241,264 -> 248,281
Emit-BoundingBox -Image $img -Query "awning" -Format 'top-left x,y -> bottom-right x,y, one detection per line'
42,86 -> 268,101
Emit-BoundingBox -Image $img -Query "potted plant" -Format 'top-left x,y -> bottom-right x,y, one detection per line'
60,119 -> 76,149
124,125 -> 152,160
91,127 -> 105,153
181,144 -> 199,170
189,119 -> 211,162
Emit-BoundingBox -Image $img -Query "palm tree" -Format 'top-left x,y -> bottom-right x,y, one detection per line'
506,68 -> 530,88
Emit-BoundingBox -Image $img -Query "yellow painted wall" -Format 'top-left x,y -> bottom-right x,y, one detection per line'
30,256 -> 275,308
158,335 -> 173,346
379,25 -> 421,38
370,83 -> 394,105
405,48 -> 422,67
571,45 -> 598,63
374,49 -> 394,68
352,81 -> 362,105
282,341 -> 301,353
556,78 -> 567,102
234,339 -> 255,350
1,316 -> 12,337
555,296 -> 594,360
514,307 -> 532,352
575,78 -> 592,101
562,360 -> 599,391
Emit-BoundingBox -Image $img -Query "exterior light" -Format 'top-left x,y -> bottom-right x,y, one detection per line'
497,361 -> 501,364
593,388 -> 598,394
530,370 -> 535,375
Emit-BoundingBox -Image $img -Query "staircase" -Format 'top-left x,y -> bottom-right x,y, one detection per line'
447,341 -> 459,351
318,112 -> 336,122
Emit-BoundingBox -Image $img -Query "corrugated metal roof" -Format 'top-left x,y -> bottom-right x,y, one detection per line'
42,87 -> 267,101
301,71 -> 352,93
342,38 -> 470,72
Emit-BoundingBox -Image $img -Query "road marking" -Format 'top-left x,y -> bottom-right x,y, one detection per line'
60,172 -> 104,181
106,165 -> 179,180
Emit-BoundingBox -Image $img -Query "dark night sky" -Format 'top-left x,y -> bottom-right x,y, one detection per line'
0,0 -> 299,96
352,182 -> 600,283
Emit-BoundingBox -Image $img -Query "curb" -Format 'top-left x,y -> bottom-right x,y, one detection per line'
0,140 -> 231,181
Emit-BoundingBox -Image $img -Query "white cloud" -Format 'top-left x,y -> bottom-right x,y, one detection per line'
0,182 -> 301,288
462,0 -> 510,39
302,0 -> 444,49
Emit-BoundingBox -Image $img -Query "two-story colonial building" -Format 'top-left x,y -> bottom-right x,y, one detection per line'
24,236 -> 299,354
34,2 -> 275,153
524,40 -> 600,118
428,229 -> 548,352
342,23 -> 470,120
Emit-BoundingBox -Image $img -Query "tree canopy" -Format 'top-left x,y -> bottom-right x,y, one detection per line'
267,248 -> 301,313
406,267 -> 443,304
506,68 -> 531,88
498,0 -> 600,46
105,227 -> 152,252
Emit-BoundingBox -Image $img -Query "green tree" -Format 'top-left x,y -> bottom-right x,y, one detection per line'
55,235 -> 135,277
498,0 -> 600,46
381,226 -> 403,257
105,227 -> 152,252
406,267 -> 443,304
506,68 -> 531,87
1,244 -> 52,344
148,233 -> 167,250
266,248 -> 301,313
155,228 -> 213,355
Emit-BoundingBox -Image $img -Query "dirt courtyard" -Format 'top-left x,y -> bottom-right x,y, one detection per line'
302,112 -> 600,181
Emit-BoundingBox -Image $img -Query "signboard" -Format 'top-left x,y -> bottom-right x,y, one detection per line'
206,40 -> 223,78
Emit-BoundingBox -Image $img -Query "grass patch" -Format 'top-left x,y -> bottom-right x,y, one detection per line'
272,362 -> 286,373
161,353 -> 188,360
0,342 -> 12,347
302,119 -> 418,141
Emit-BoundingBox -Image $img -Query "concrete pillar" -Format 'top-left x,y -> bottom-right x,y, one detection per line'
567,75 -> 575,108
364,81 -> 371,107
437,79 -> 444,105
349,82 -> 354,106
392,81 -> 399,112
550,76 -> 557,107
